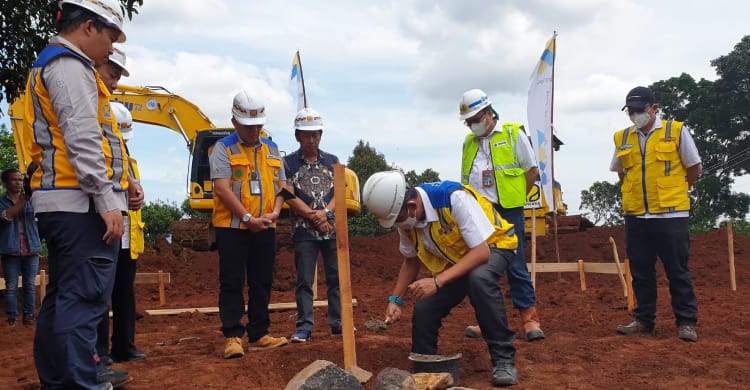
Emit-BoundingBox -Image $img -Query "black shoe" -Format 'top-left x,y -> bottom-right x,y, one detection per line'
22,315 -> 35,326
492,363 -> 518,387
97,367 -> 131,388
677,324 -> 698,342
7,317 -> 16,327
112,350 -> 147,363
99,355 -> 114,366
616,320 -> 655,336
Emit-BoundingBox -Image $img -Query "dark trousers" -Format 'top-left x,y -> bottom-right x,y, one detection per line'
625,216 -> 698,328
495,205 -> 536,309
216,227 -> 276,342
96,248 -> 138,360
34,210 -> 119,389
293,239 -> 341,332
412,248 -> 516,365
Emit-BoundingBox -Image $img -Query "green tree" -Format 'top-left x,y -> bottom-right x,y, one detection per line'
346,140 -> 392,236
0,124 -> 19,171
346,140 -> 390,185
649,35 -> 750,228
1,0 -> 143,111
579,181 -> 623,226
404,168 -> 441,187
141,199 -> 183,242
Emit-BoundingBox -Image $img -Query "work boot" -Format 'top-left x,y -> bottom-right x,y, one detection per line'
677,324 -> 698,342
96,367 -> 131,388
520,307 -> 545,341
616,320 -> 655,336
247,334 -> 288,352
491,362 -> 518,387
223,337 -> 244,359
464,325 -> 482,339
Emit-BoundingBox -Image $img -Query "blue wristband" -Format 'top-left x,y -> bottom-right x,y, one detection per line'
388,295 -> 404,306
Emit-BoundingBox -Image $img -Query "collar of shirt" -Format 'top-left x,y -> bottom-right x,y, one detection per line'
49,36 -> 94,65
414,187 -> 437,229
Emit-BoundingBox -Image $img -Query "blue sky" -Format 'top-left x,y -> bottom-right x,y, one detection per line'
2,0 -> 749,215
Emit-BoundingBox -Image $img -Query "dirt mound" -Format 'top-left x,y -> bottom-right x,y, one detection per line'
1,225 -> 748,389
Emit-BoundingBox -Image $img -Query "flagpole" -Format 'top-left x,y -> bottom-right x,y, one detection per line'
296,50 -> 308,109
549,31 -> 562,275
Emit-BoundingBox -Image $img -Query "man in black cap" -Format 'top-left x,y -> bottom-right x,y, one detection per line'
610,86 -> 702,342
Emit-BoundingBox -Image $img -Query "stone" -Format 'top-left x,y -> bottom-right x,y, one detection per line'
372,367 -> 417,390
412,372 -> 454,390
285,359 -> 363,390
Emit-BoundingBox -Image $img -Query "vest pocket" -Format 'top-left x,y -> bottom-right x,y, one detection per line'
656,176 -> 688,208
616,148 -> 636,169
498,168 -> 526,205
620,180 -> 640,213
655,141 -> 678,161
228,155 -> 250,180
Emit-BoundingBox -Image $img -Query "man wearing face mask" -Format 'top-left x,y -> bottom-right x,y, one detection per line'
458,89 -> 545,343
363,171 -> 520,386
611,86 -> 702,342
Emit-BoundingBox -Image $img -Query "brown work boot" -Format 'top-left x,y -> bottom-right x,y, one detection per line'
520,307 -> 545,341
247,335 -> 288,352
464,325 -> 482,339
223,337 -> 244,359
677,324 -> 698,342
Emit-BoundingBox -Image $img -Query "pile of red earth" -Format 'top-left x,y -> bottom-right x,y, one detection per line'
0,225 -> 748,389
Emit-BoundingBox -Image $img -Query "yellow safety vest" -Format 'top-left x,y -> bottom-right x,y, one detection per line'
127,158 -> 145,260
408,183 -> 518,275
461,123 -> 527,208
25,45 -> 128,192
614,120 -> 690,215
212,133 -> 283,229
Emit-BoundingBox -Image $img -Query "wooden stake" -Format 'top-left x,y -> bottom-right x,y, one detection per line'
608,237 -> 628,298
333,164 -> 371,382
577,259 -> 586,291
728,222 -> 736,291
624,259 -> 635,312
158,270 -> 166,306
39,269 -> 47,303
313,267 -> 319,300
530,208 -> 537,287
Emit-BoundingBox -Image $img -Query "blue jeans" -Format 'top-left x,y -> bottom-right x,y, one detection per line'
34,210 -> 119,390
495,206 -> 537,309
412,248 -> 516,365
1,254 -> 40,318
293,239 -> 341,332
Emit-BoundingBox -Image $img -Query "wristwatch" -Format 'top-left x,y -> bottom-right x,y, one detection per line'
241,213 -> 252,224
324,208 -> 335,220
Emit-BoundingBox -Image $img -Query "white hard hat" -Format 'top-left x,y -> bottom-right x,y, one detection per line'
59,0 -> 126,43
294,107 -> 323,131
108,46 -> 129,77
110,101 -> 133,141
232,90 -> 266,126
459,88 -> 492,120
362,170 -> 407,228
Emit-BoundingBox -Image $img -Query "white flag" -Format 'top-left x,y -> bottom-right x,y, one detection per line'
290,51 -> 306,111
526,35 -> 556,211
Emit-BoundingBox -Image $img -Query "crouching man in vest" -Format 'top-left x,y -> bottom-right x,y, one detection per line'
363,171 -> 519,387
612,86 -> 702,342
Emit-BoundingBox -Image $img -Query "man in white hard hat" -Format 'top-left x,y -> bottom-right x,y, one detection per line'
209,91 -> 289,359
282,108 -> 342,343
459,88 -> 545,342
94,48 -> 147,371
24,1 -> 128,388
363,171 -> 520,387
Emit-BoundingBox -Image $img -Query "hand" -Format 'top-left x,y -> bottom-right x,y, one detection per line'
407,277 -> 438,301
261,211 -> 279,222
316,220 -> 333,235
246,215 -> 273,232
128,182 -> 145,210
99,209 -> 124,245
308,209 -> 327,226
385,302 -> 402,324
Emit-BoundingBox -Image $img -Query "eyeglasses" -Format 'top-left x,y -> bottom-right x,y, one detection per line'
464,110 -> 486,126
626,106 -> 648,115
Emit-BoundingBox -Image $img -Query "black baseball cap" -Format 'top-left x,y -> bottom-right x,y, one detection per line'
621,86 -> 655,111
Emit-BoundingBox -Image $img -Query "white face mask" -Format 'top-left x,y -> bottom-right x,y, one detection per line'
470,119 -> 489,137
629,111 -> 651,129
395,208 -> 418,230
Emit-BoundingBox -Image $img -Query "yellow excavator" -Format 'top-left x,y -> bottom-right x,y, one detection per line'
9,85 -> 361,250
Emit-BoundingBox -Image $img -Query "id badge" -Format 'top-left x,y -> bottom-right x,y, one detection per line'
482,170 -> 494,187
250,180 -> 261,195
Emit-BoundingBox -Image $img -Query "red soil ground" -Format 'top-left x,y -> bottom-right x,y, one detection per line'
1,225 -> 748,389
